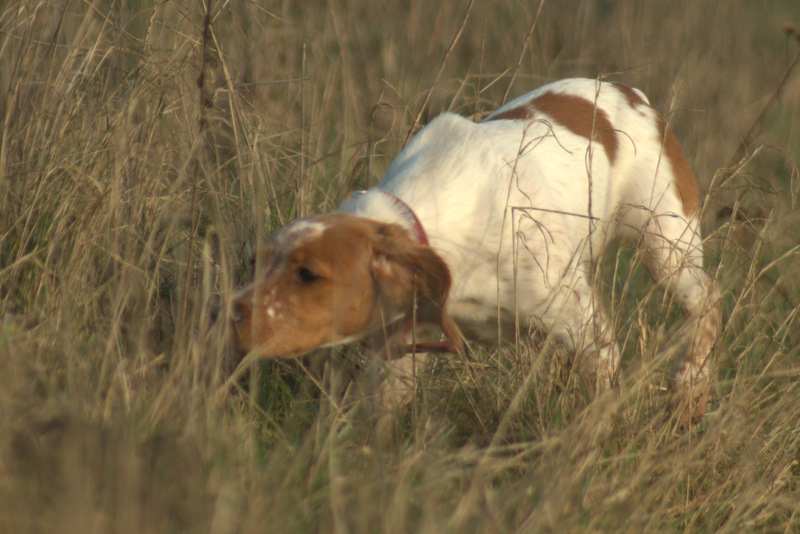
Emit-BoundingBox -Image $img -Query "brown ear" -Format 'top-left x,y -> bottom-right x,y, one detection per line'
370,224 -> 464,351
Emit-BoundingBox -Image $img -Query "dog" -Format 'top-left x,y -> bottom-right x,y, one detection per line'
230,78 -> 721,423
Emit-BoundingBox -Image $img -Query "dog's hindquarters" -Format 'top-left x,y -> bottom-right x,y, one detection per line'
612,100 -> 721,421
499,80 -> 720,414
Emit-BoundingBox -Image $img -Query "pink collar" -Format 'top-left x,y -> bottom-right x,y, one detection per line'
376,190 -> 429,245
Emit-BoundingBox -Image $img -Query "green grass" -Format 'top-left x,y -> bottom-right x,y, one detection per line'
2,0 -> 800,532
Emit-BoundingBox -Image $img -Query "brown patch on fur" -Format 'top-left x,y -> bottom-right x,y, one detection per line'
611,82 -> 648,109
485,105 -> 534,122
531,91 -> 619,164
610,82 -> 699,216
486,91 -> 620,164
656,115 -> 699,216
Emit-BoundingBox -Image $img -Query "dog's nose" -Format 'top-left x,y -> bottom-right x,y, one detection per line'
231,302 -> 244,324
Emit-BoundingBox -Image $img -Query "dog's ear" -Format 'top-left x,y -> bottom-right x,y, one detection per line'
370,224 -> 464,351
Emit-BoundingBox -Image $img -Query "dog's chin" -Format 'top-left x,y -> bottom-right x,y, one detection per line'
230,331 -> 362,362
318,331 -> 366,350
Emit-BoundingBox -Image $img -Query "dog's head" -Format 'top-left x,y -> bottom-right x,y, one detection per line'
230,213 -> 462,358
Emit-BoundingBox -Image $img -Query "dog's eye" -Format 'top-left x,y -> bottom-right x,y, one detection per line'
296,267 -> 320,284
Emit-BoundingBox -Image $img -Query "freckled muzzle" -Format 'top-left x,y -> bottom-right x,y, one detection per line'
227,274 -> 336,359
231,300 -> 245,325
229,289 -> 255,353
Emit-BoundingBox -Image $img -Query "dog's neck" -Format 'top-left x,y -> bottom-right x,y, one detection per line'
340,189 -> 429,245
375,190 -> 428,245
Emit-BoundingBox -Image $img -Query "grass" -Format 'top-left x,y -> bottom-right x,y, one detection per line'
1,0 -> 800,532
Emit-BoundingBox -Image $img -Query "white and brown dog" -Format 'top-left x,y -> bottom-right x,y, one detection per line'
231,78 -> 721,423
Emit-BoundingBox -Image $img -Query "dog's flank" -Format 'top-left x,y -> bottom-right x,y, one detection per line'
231,78 -> 721,424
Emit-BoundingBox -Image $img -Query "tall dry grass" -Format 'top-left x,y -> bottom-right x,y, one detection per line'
1,0 -> 799,532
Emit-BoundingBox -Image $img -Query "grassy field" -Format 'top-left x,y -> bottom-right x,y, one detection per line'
2,0 -> 800,532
